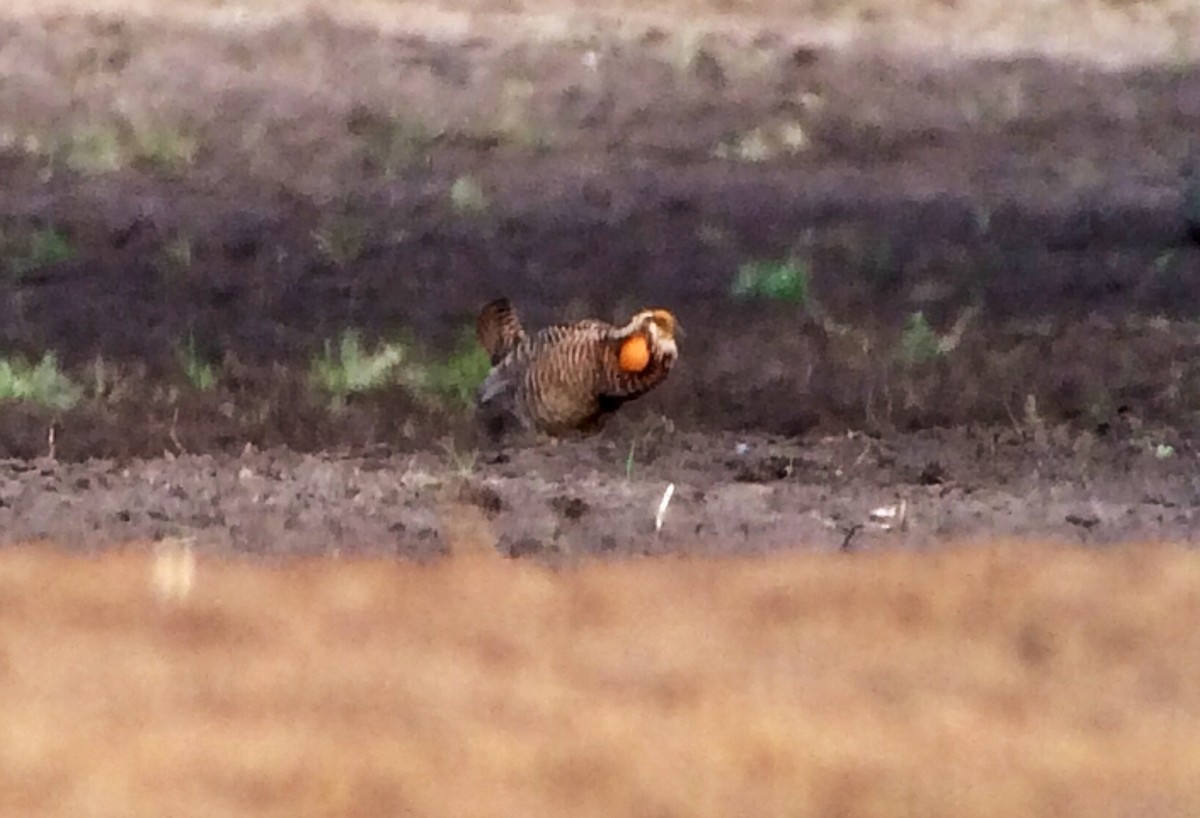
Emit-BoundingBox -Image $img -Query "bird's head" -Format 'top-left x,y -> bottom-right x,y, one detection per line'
621,308 -> 681,366
631,308 -> 680,341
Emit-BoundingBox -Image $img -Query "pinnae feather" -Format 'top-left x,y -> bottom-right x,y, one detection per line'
476,298 -> 526,365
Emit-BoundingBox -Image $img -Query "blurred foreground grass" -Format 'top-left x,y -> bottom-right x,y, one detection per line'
2,540 -> 1199,817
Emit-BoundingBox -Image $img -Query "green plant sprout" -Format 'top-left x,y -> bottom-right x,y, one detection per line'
310,330 -> 406,410
409,327 -> 492,410
176,333 -> 216,391
7,228 -> 74,278
0,352 -> 82,410
898,311 -> 941,366
731,257 -> 811,309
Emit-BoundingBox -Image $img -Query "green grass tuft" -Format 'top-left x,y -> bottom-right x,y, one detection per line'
52,121 -> 199,176
6,228 -> 74,278
0,353 -> 82,410
450,175 -> 489,214
62,125 -> 124,175
409,328 -> 492,410
309,326 -> 491,413
176,333 -> 217,392
310,330 -> 406,410
898,311 -> 941,366
731,257 -> 811,308
133,126 -> 199,172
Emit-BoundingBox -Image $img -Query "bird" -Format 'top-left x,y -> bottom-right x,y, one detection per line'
474,297 -> 681,437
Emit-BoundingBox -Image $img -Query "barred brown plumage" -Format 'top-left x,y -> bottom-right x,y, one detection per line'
475,298 -> 681,436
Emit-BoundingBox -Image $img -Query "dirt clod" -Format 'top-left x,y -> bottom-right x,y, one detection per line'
550,495 -> 590,520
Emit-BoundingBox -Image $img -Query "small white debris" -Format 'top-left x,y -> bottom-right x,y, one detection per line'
867,500 -> 908,532
778,121 -> 810,153
582,50 -> 600,71
1154,443 -> 1176,460
735,442 -> 750,456
238,466 -> 254,481
655,483 -> 676,533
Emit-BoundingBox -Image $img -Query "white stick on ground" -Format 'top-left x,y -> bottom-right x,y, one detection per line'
655,482 -> 676,533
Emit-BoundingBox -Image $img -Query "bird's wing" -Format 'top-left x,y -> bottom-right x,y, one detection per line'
477,364 -> 515,406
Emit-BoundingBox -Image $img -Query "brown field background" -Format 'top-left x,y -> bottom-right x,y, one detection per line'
3,541 -> 1200,817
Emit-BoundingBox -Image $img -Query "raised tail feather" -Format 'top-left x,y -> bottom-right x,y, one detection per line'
476,298 -> 526,366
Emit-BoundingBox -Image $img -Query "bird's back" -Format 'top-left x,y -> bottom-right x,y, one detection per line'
483,319 -> 617,433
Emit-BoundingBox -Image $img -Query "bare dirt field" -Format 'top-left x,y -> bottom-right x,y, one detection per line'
2,2 -> 1200,813
2,425 -> 1198,557
0,0 -> 1198,548
4,541 -> 1200,817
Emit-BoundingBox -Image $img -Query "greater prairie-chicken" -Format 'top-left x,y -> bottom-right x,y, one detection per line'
475,298 -> 681,436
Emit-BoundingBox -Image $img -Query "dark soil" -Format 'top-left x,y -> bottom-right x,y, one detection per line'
0,6 -> 1198,551
3,424 -> 1197,555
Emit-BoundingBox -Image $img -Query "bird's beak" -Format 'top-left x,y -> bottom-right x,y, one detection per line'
674,321 -> 686,339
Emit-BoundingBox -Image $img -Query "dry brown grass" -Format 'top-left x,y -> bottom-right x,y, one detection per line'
3,540 -> 1200,817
